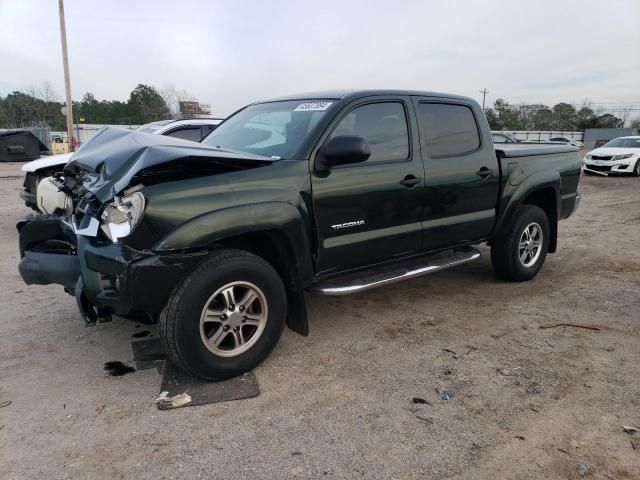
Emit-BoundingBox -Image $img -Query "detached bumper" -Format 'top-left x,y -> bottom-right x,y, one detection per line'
17,216 -> 206,315
19,251 -> 80,289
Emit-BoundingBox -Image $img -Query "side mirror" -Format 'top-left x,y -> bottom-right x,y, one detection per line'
316,135 -> 371,170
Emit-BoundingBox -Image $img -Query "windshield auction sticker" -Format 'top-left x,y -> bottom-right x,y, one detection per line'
294,102 -> 333,112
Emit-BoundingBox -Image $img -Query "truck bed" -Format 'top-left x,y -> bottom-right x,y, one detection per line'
492,142 -> 582,242
495,143 -> 579,158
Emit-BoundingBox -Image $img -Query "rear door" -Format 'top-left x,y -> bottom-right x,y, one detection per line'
311,97 -> 424,275
413,98 -> 500,251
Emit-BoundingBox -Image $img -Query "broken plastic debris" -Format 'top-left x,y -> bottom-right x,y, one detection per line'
577,464 -> 591,475
435,385 -> 453,400
155,391 -> 169,403
155,391 -> 192,410
497,367 -> 521,376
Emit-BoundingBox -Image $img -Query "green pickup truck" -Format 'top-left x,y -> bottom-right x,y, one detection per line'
17,90 -> 582,380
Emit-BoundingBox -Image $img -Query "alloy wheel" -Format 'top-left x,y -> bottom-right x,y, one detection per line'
199,281 -> 268,357
518,222 -> 543,268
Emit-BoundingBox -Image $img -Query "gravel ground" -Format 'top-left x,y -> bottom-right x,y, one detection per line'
0,161 -> 638,480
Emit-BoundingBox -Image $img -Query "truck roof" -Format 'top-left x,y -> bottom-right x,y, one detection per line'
260,89 -> 475,104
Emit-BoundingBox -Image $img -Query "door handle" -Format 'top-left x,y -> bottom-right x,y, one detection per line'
399,175 -> 421,188
476,167 -> 493,178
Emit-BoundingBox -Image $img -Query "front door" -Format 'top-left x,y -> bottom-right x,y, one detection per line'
311,98 -> 425,275
413,98 -> 500,251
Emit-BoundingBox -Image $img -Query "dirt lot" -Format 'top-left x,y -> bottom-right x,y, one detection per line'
0,161 -> 638,480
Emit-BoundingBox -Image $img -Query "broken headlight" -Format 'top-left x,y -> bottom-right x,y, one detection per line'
100,192 -> 145,243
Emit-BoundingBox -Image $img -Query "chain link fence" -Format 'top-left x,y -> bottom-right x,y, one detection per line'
497,131 -> 584,142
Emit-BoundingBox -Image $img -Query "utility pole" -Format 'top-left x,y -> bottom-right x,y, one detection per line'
480,88 -> 489,110
58,0 -> 75,151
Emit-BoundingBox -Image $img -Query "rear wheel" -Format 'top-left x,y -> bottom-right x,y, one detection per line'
491,205 -> 550,282
159,249 -> 287,380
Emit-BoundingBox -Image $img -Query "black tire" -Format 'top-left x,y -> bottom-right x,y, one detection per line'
159,249 -> 287,380
633,160 -> 640,177
491,205 -> 550,282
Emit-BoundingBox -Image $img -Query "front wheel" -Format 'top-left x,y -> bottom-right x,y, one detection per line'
159,249 -> 287,380
491,205 -> 550,282
633,160 -> 640,177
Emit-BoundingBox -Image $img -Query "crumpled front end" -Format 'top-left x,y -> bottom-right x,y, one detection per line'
17,213 -> 207,324
17,173 -> 208,323
16,126 -> 275,324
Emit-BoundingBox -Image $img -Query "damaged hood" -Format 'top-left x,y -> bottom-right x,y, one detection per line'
64,127 -> 274,202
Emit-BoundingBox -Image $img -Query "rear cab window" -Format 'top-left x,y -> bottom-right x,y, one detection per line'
417,103 -> 480,158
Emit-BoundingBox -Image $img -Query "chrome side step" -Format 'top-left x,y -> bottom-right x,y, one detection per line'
312,247 -> 481,296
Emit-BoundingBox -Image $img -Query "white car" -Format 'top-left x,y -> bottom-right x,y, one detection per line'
582,136 -> 640,176
491,132 -> 526,143
20,118 -> 223,210
547,136 -> 584,148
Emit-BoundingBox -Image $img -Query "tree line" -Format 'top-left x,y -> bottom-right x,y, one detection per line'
1,83 -> 637,132
0,83 -> 195,131
485,99 -> 635,131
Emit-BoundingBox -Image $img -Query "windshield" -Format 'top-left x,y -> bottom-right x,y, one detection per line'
201,100 -> 334,159
603,138 -> 640,148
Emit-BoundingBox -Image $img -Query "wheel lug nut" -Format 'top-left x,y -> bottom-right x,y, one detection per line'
229,305 -> 235,311
221,314 -> 227,320
234,326 -> 239,331
242,316 -> 247,322
239,306 -> 244,312
223,325 -> 229,331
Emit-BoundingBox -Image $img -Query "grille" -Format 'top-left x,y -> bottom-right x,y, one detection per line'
586,164 -> 611,172
591,155 -> 612,160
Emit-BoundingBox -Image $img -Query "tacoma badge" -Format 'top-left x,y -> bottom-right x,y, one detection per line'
331,220 -> 365,230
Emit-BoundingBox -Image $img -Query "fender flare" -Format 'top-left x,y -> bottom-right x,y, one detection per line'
492,170 -> 561,247
152,201 -> 314,285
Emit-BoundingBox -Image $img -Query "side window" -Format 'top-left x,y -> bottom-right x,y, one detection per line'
202,124 -> 218,137
329,102 -> 409,163
418,103 -> 480,157
165,127 -> 203,142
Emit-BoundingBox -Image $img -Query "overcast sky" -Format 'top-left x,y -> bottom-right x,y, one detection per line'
1,0 -> 638,116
